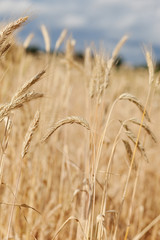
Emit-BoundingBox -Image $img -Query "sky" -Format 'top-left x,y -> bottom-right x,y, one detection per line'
0,0 -> 160,65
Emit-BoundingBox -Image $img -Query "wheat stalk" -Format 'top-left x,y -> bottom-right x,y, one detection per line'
129,118 -> 157,143
0,92 -> 43,122
41,24 -> 50,53
0,43 -> 11,56
66,38 -> 76,60
146,51 -> 154,85
123,49 -> 156,240
104,35 -> 128,88
12,70 -> 45,101
112,35 -> 128,60
7,111 -> 40,239
21,111 -> 40,158
0,16 -> 28,48
156,74 -> 160,87
118,93 -> 150,122
23,33 -> 34,49
52,216 -> 86,240
55,29 -> 67,51
122,139 -> 137,170
42,116 -> 90,142
133,214 -> 160,240
0,117 -> 12,184
123,123 -> 148,162
89,54 -> 106,100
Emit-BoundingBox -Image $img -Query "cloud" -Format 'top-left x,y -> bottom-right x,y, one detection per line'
0,0 -> 31,15
0,0 -> 160,64
59,15 -> 86,28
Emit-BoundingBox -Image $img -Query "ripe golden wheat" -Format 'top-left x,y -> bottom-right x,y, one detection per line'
0,16 -> 159,240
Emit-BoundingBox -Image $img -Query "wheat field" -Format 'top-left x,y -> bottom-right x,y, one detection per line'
0,16 -> 160,240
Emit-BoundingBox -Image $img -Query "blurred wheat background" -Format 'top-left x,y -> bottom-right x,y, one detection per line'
0,16 -> 160,240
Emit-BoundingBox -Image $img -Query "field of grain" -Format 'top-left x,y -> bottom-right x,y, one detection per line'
0,17 -> 160,240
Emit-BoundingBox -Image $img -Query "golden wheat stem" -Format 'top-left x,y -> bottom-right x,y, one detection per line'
6,160 -> 22,240
122,51 -> 156,240
94,97 -> 119,175
132,214 -> 160,240
93,98 -> 120,239
96,123 -> 123,239
6,111 -> 40,239
114,102 -> 147,240
0,117 -> 12,184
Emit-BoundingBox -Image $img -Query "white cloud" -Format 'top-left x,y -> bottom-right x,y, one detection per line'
0,0 -> 160,64
59,15 -> 86,28
0,0 -> 31,15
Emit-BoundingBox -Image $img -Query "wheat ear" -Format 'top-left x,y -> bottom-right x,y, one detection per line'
123,124 -> 148,162
55,29 -> 67,51
42,116 -> 90,142
23,33 -> 34,49
104,35 -> 128,88
21,111 -> 40,158
0,92 -> 43,122
146,50 -> 154,85
41,24 -> 50,53
118,93 -> 150,122
129,118 -> 157,143
0,43 -> 11,56
0,16 -> 28,47
12,70 -> 45,101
